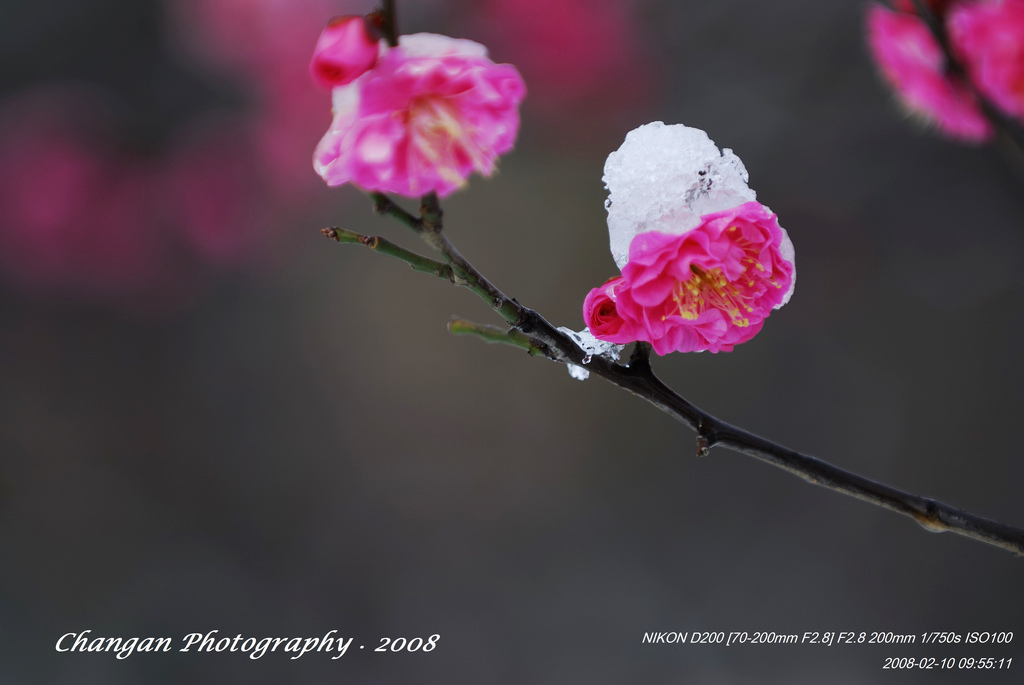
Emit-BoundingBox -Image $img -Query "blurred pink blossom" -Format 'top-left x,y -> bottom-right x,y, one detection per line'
0,1 -> 359,307
949,0 -> 1024,123
584,202 -> 795,355
167,0 -> 346,194
866,3 -> 993,142
313,32 -> 526,197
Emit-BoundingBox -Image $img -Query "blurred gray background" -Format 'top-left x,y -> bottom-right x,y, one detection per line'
1,0 -> 1022,682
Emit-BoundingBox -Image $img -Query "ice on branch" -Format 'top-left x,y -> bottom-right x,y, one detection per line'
312,24 -> 526,198
584,123 -> 795,355
557,327 -> 623,381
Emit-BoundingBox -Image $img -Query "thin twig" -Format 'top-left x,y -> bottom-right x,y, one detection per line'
370,192 -> 421,231
448,317 -> 549,357
321,227 -> 454,280
420,191 -> 443,230
371,193 -> 547,336
343,194 -> 1024,556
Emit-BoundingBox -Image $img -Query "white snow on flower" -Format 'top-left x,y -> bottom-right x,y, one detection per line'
397,33 -> 489,59
557,327 -> 624,381
603,121 -> 756,269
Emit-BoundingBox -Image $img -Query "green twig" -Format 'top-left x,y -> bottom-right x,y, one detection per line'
321,227 -> 453,280
448,318 -> 550,357
370,193 -> 422,232
420,192 -> 443,231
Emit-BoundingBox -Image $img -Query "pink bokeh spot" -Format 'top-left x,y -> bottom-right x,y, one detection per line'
168,0 -> 340,77
309,15 -> 381,89
471,0 -> 650,118
162,118 -> 266,266
0,91 -> 165,298
949,0 -> 1024,124
584,202 -> 794,355
0,2 -> 353,308
313,33 -> 526,198
866,4 -> 993,142
168,0 -> 347,197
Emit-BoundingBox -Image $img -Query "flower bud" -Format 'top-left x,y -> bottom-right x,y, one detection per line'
310,15 -> 381,90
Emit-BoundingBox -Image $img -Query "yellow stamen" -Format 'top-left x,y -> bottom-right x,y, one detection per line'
406,97 -> 489,188
672,263 -> 754,327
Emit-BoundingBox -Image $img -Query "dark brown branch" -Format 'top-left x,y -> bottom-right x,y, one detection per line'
349,192 -> 1024,556
628,341 -> 652,370
379,0 -> 399,47
580,354 -> 1024,554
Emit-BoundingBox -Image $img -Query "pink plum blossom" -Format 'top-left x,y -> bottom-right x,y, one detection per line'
309,15 -> 381,89
584,202 -> 795,355
949,0 -> 1024,123
866,3 -> 993,142
313,32 -> 526,197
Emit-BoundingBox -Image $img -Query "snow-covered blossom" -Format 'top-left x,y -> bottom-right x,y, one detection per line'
949,0 -> 1024,124
313,31 -> 526,197
865,3 -> 993,142
583,123 -> 795,355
